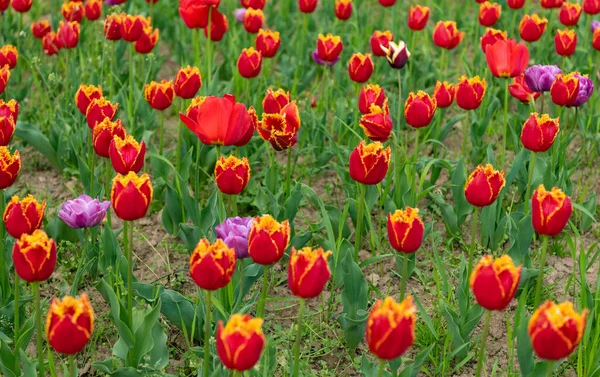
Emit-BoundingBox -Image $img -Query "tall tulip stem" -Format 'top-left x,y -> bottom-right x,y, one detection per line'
534,236 -> 549,308
203,290 -> 212,377
13,276 -> 19,369
475,310 -> 492,377
158,110 -> 165,155
257,265 -> 269,318
285,147 -> 293,199
377,359 -> 385,377
524,152 -> 537,214
393,132 -> 403,207
546,361 -> 553,377
468,207 -> 480,275
354,183 -> 365,263
292,298 -> 306,377
128,43 -> 135,131
33,282 -> 45,377
69,355 -> 75,377
412,129 -> 420,206
500,79 -> 509,169
124,221 -> 134,329
399,253 -> 409,300
205,7 -> 212,88
105,161 -> 113,227
461,110 -> 469,160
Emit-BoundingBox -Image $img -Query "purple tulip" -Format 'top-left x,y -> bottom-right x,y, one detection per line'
233,8 -> 246,23
215,217 -> 254,259
569,74 -> 594,107
312,49 -> 340,66
591,20 -> 600,32
524,65 -> 562,93
58,195 -> 111,229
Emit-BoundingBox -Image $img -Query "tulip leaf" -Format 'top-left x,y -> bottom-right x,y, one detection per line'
517,305 -> 534,376
15,122 -> 61,170
360,355 -> 391,377
451,159 -> 472,228
338,250 -> 368,350
161,183 -> 184,235
160,288 -> 203,342
96,279 -> 134,348
0,339 -> 16,377
398,344 -> 434,377
19,350 -> 36,377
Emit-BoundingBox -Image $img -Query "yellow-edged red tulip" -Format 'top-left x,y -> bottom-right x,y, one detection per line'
217,314 -> 265,371
255,28 -> 281,58
541,0 -> 565,8
387,207 -> 424,253
370,30 -> 394,57
62,1 -> 84,23
455,75 -> 487,110
316,33 -> 343,63
349,141 -> 391,185
92,118 -> 126,158
550,73 -> 580,106
0,108 -> 15,146
347,53 -> 374,83
31,20 -> 52,39
12,230 -> 56,282
532,185 -> 572,236
404,91 -> 437,128
111,172 -> 153,221
144,80 -> 174,110
554,28 -> 577,56
258,101 -> 301,150
57,21 -> 80,49
109,134 -> 146,174
104,13 -> 122,40
288,247 -> 332,299
11,0 -> 32,13
508,0 -> 525,8
43,32 -> 61,56
334,0 -> 352,20
0,45 -> 18,69
479,1 -> 501,27
433,81 -> 455,108
3,195 -> 46,239
358,84 -> 386,114
594,28 -> 600,51
120,14 -> 148,42
135,27 -> 159,54
481,28 -> 507,53
190,238 -> 236,290
432,21 -> 464,49
174,66 -> 202,99
214,155 -> 251,195
366,296 -> 416,360
75,84 -> 103,115
241,0 -> 266,9
248,215 -> 290,265
46,294 -> 94,354
0,146 -> 20,189
237,47 -> 262,79
179,0 -> 210,29
84,0 -> 102,21
0,65 -> 8,96
360,99 -> 393,142
464,164 -> 505,207
86,97 -> 119,128
243,8 -> 264,34
584,0 -> 600,14
559,2 -> 582,26
407,5 -> 430,31
262,88 -> 290,114
520,113 -> 559,152
298,0 -> 318,13
470,255 -> 522,310
519,14 -> 547,42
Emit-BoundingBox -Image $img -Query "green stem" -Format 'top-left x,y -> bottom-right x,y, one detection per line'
397,70 -> 403,152
399,253 -> 409,300
237,261 -> 245,304
412,128 -> 419,206
69,355 -> 75,377
354,183 -> 365,263
13,276 -> 19,370
475,310 -> 492,377
468,207 -> 480,275
195,138 -> 201,204
501,79 -> 509,169
524,152 -> 537,214
205,7 -> 212,88
128,43 -> 135,130
88,127 -> 94,196
33,282 -> 45,377
534,236 -> 549,308
176,99 -> 185,171
462,110 -> 470,160
203,290 -> 212,377
105,161 -> 112,227
377,359 -> 385,377
546,361 -> 553,377
124,221 -> 133,329
159,110 -> 165,155
292,299 -> 306,377
393,132 -> 402,207
257,265 -> 269,318
285,147 -> 293,199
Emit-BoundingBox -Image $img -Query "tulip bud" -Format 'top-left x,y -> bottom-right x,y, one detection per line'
0,45 -> 18,69
584,0 -> 600,14
214,155 -> 251,195
11,0 -> 32,13
57,21 -> 80,49
550,73 -> 580,106
217,314 -> 265,371
554,29 -> 577,56
316,33 -> 343,63
379,0 -> 397,6
179,0 -> 209,29
360,100 -> 393,142
120,14 -> 148,42
298,0 -> 318,13
0,99 -> 18,123
479,1 -> 501,27
349,141 -> 391,185
404,91 -> 437,128
85,0 -> 102,21
243,8 -> 264,33
3,195 -> 46,239
359,84 -> 386,114
190,238 -> 237,290
31,20 -> 52,39
255,28 -> 281,58
508,0 -> 525,8
0,147 -> 20,189
387,207 -> 424,253
520,113 -> 559,152
111,172 -> 153,221
370,30 -> 394,57
12,230 -> 56,282
433,21 -> 465,49
248,215 -> 290,265
174,66 -> 202,99
0,65 -> 9,96
109,134 -> 146,174
237,48 -> 262,78
262,88 -> 290,114
456,75 -> 487,110
0,112 -> 15,147
366,296 -> 416,360
62,1 -> 84,23
104,13 -> 122,40
519,14 -> 548,42
241,0 -> 266,9
528,301 -> 587,360
480,28 -> 507,53
407,5 -> 430,31
509,74 -> 541,103
86,97 -> 119,128
347,53 -> 374,83
541,0 -> 565,8
470,255 -> 522,310
205,8 -> 229,41
559,2 -> 582,26
144,80 -> 174,110
135,27 -> 159,54
288,247 -> 332,299
433,81 -> 455,108
334,0 -> 352,20
93,118 -> 126,158
46,294 -> 94,354
381,41 -> 410,69
75,84 -> 103,115
464,164 -> 505,207
43,32 -> 61,56
531,185 -> 572,236
259,101 -> 301,150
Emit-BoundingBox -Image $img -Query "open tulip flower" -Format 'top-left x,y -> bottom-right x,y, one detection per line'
215,217 -> 254,259
407,5 -> 430,31
0,46 -> 17,70
479,1 -> 501,27
3,195 -> 46,239
258,101 -> 301,150
58,195 -> 110,229
485,39 -> 529,78
521,113 -> 559,152
480,28 -> 507,53
464,164 -> 505,207
217,314 -> 265,371
433,21 -> 464,49
370,30 -> 394,57
46,294 -> 94,355
366,296 -> 416,360
519,14 -> 548,42
524,65 -> 562,92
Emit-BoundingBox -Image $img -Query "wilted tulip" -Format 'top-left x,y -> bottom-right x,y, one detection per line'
359,84 -> 386,114
248,215 -> 290,265
347,53 -> 374,83
111,172 -> 153,221
387,207 -> 424,253
214,155 -> 251,195
93,118 -> 126,157
370,30 -> 394,57
12,230 -> 56,282
288,247 -> 332,299
464,164 -> 505,207
366,296 -> 416,360
255,28 -> 281,58
433,81 -> 455,108
190,238 -> 236,290
456,75 -> 487,110
532,185 -> 572,236
217,314 -> 265,371
46,294 -> 94,354
470,255 -> 521,310
433,21 -> 464,49
519,14 -> 548,42
109,134 -> 146,174
520,113 -> 559,152
58,195 -> 110,229
215,217 -> 254,259
349,141 -> 391,185
174,66 -> 202,99
404,91 -> 437,128
0,146 -> 20,189
3,195 -> 46,239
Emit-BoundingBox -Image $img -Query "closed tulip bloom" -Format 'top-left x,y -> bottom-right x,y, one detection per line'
433,81 -> 455,108
0,45 -> 18,69
404,91 -> 437,128
378,0 -> 396,6
509,74 -> 541,103
524,65 -> 562,92
317,34 -> 343,63
243,8 -> 264,33
288,247 -> 332,299
93,118 -> 126,157
31,20 -> 52,39
190,238 -> 236,290
75,84 -> 103,115
104,13 -> 122,40
11,0 -> 32,12
555,29 -> 577,56
144,80 -> 174,110
237,48 -> 262,78
407,5 -> 430,31
109,134 -> 146,174
12,230 -> 56,282
521,113 -> 559,152
86,97 -> 118,128
464,164 -> 505,207
528,301 -> 587,360
479,2 -> 501,27
519,14 -> 547,42
262,88 -> 290,114
541,0 -> 564,8
174,66 -> 202,99
359,84 -> 386,114
480,28 -> 507,53
0,108 -> 15,146
360,100 -> 393,142
57,21 -> 80,49
348,53 -> 374,83
349,141 -> 391,185
46,294 -> 94,354
111,172 -> 153,221
248,215 -> 290,265
485,38 -> 529,78
135,27 -> 159,54
366,296 -> 416,360
84,0 -> 102,21
569,74 -> 594,107
0,0 -> 7,11
593,28 -> 600,50
433,21 -> 464,49
559,3 -> 582,26
255,29 -> 280,58
456,75 -> 487,110
241,0 -> 266,9
121,15 -> 150,42
334,0 -> 352,20
584,0 -> 600,14
58,195 -> 110,229
181,94 -> 254,146
381,41 -> 410,69
43,32 -> 61,56
0,99 -> 18,123
179,0 -> 209,29
215,155 -> 251,195
370,30 -> 394,57
507,0 -> 525,9
470,255 -> 521,310
3,195 -> 46,239
550,73 -> 580,106
259,101 -> 301,150
0,147 -> 20,189
387,207 -> 424,253
217,314 -> 265,371
532,185 -> 572,236
0,65 -> 8,96
62,1 -> 84,22
298,0 -> 318,13
204,9 -> 229,41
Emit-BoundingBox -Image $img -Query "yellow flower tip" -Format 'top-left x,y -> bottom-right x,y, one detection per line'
390,207 -> 420,224
222,314 -> 264,337
217,155 -> 248,170
376,296 -> 417,324
18,229 -> 52,248
253,214 -> 288,234
113,134 -> 140,150
113,171 -> 150,188
293,246 -> 332,264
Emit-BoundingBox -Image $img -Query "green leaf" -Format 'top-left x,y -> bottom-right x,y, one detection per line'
398,344 -> 434,377
15,122 -> 61,169
96,279 -> 134,348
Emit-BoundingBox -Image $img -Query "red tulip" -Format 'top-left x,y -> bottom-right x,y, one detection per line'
298,0 -> 318,13
485,38 -> 529,78
360,99 -> 393,142
583,0 -> 600,14
470,255 -> 522,310
144,80 -> 174,110
93,118 -> 126,158
31,20 -> 52,39
57,21 -> 80,49
455,75 -> 487,110
387,207 -> 424,253
359,84 -> 386,114
214,155 -> 251,195
334,0 -> 352,20
316,33 -> 343,62
135,27 -> 159,54
349,141 -> 391,185
541,0 -> 565,8
84,0 -> 102,21
248,215 -> 290,265
217,315 -> 265,371
243,8 -> 264,33
104,13 -> 122,40
0,146 -> 20,189
519,15 -> 548,42
507,0 -> 525,9
111,172 -> 153,221
12,230 -> 56,282
190,238 -> 236,290
3,195 -> 46,239
174,66 -> 202,99
550,73 -> 580,106
464,164 -> 505,207
554,29 -> 577,56
520,113 -> 559,152
366,296 -> 416,360
347,53 -> 373,83
62,1 -> 84,23
0,45 -> 18,69
75,84 -> 103,115
46,294 -> 94,354
433,21 -> 464,49
559,2 -> 582,26
0,65 -> 9,96
479,2 -> 501,27
204,8 -> 229,41
288,247 -> 332,299
370,30 -> 394,57
11,0 -> 32,13
509,74 -> 541,103
237,48 -> 262,78
86,97 -> 118,129
262,88 -> 290,114
480,28 -> 507,53
407,5 -> 430,31
109,134 -> 146,174
433,81 -> 455,108
532,185 -> 572,236
120,15 -> 149,42
255,29 -> 281,58
258,101 -> 301,150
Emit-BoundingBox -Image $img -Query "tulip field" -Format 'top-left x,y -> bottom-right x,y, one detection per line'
2,0 -> 600,376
